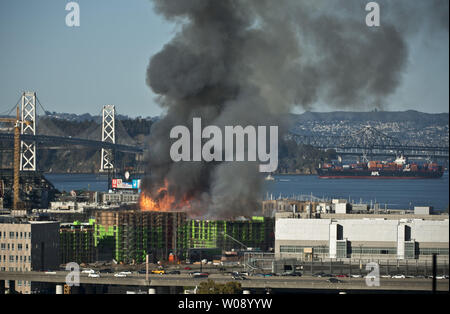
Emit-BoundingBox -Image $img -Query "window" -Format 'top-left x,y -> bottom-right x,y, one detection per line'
11,244 -> 14,251
418,248 -> 449,256
0,243 -> 5,250
9,256 -> 14,262
28,232 -> 31,239
16,232 -> 18,239
280,245 -> 329,254
405,242 -> 415,259
20,232 -> 22,239
351,246 -> 397,255
18,244 -> 22,251
0,231 -> 2,239
9,232 -> 14,238
336,241 -> 347,258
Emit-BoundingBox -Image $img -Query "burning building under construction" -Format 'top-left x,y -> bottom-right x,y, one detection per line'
94,210 -> 187,263
93,209 -> 274,263
177,217 -> 274,258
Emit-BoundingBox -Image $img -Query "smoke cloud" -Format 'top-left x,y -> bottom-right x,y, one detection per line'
143,0 -> 448,219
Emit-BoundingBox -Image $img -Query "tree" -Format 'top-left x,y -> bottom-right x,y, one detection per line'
196,280 -> 242,294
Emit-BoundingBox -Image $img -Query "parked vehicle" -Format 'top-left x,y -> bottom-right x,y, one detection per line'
88,273 -> 100,278
392,274 -> 406,279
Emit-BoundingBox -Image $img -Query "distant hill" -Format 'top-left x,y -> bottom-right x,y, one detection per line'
288,110 -> 449,125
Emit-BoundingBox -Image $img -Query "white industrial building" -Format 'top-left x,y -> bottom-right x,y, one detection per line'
275,218 -> 449,261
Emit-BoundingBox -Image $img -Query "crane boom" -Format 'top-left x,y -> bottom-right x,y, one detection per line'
0,106 -> 29,210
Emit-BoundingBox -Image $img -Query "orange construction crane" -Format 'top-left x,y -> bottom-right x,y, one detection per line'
0,105 -> 30,210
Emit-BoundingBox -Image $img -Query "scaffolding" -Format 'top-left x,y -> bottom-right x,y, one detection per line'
176,217 -> 275,259
60,221 -> 96,264
94,210 -> 187,263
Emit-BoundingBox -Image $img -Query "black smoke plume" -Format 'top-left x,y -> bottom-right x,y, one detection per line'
143,0 -> 448,219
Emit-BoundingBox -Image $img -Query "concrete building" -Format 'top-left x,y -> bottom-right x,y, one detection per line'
0,220 -> 60,294
275,218 -> 449,262
102,192 -> 139,204
262,199 -> 324,217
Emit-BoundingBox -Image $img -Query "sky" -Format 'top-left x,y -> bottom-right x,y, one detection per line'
0,0 -> 448,118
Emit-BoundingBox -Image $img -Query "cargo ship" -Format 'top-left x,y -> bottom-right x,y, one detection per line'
317,155 -> 444,179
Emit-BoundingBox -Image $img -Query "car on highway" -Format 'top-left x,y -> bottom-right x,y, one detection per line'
137,270 -> 147,274
44,271 -> 57,275
313,272 -> 326,277
151,270 -> 165,275
436,275 -> 447,280
281,271 -> 302,277
392,274 -> 406,279
381,275 -> 392,278
327,278 -> 343,283
166,270 -> 181,275
350,274 -> 362,278
114,272 -> 128,278
120,271 -> 132,275
88,273 -> 100,278
232,275 -> 248,280
193,272 -> 209,278
336,274 -> 348,278
81,269 -> 95,274
184,266 -> 192,270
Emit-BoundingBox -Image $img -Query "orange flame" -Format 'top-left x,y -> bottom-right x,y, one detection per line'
139,180 -> 192,212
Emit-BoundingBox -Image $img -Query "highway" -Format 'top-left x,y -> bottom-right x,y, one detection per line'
0,271 -> 448,292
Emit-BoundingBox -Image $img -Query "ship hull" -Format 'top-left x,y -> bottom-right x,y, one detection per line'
317,169 -> 444,179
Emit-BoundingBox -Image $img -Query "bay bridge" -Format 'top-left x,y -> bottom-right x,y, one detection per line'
289,125 -> 449,161
0,92 -> 145,175
1,92 -> 448,175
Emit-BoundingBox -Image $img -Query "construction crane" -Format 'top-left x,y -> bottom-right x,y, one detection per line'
0,105 -> 30,210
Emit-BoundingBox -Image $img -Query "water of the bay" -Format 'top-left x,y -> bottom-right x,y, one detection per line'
44,172 -> 449,211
